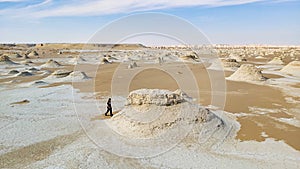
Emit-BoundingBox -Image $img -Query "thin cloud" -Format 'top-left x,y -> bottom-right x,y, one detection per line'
0,0 -> 294,18
0,0 -> 26,2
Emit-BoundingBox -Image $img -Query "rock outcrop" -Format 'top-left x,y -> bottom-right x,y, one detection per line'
280,61 -> 300,77
50,69 -> 72,78
0,55 -> 17,65
227,64 -> 267,82
27,50 -> 38,57
101,57 -> 111,64
221,58 -> 241,71
180,52 -> 199,61
128,61 -> 138,69
16,71 -> 33,77
68,71 -> 90,80
41,59 -> 62,68
126,89 -> 187,106
268,57 -> 284,64
107,89 -> 237,147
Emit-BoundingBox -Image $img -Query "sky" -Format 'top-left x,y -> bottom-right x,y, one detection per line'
0,0 -> 299,45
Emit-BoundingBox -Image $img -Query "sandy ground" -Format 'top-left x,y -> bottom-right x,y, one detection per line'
0,44 -> 300,168
85,63 -> 300,151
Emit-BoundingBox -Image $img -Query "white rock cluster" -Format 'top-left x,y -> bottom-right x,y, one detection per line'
126,89 -> 188,106
108,89 -> 237,145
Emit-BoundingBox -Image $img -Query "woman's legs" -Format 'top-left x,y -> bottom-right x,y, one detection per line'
109,107 -> 113,116
105,107 -> 113,116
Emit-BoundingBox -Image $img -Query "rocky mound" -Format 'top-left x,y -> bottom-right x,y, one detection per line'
32,80 -> 47,85
227,64 -> 267,82
280,61 -> 300,77
45,70 -> 90,82
16,71 -> 33,77
68,71 -> 90,80
128,61 -> 137,69
27,50 -> 38,57
50,69 -> 72,78
101,57 -> 111,64
8,70 -> 19,75
268,57 -> 284,64
41,59 -> 62,68
104,54 -> 118,61
0,55 -> 17,65
8,53 -> 22,58
179,52 -> 199,61
107,89 -> 237,146
221,59 -> 240,71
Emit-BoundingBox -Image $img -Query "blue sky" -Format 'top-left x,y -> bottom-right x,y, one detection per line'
0,0 -> 299,45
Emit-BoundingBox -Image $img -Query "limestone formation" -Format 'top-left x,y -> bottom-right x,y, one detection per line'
221,58 -> 241,71
8,70 -> 19,75
68,71 -> 90,80
27,50 -> 39,57
280,61 -> 300,77
0,55 -> 17,65
268,57 -> 284,64
41,59 -> 62,68
128,61 -> 138,69
50,69 -> 73,78
101,57 -> 111,64
227,64 -> 267,82
16,71 -> 33,77
180,52 -> 199,61
108,89 -> 236,144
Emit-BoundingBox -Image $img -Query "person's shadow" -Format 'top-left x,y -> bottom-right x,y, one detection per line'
91,110 -> 120,121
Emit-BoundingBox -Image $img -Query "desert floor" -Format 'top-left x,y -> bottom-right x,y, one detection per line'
0,44 -> 299,168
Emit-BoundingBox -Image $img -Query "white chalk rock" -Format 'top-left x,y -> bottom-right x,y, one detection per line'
128,61 -> 138,69
126,89 -> 187,106
227,64 -> 267,82
0,55 -> 17,65
41,59 -> 62,68
268,57 -> 284,65
107,89 -> 238,149
280,61 -> 300,77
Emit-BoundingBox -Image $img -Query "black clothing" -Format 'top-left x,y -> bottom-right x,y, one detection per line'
105,99 -> 113,116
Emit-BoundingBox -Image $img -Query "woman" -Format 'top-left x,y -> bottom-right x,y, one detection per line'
105,98 -> 113,117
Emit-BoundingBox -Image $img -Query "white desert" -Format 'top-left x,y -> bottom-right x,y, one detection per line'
0,43 -> 299,169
